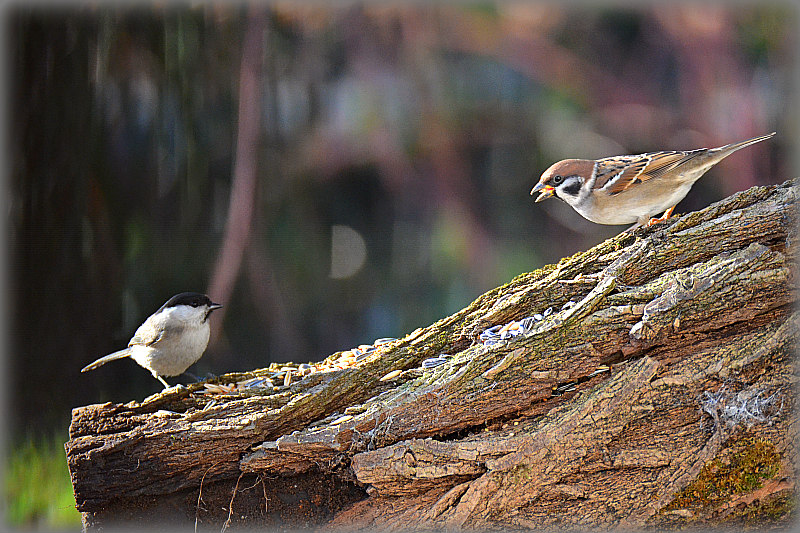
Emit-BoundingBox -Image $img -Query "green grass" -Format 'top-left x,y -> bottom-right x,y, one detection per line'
4,434 -> 82,529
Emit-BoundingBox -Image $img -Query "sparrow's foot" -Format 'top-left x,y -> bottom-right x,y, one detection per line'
645,206 -> 677,227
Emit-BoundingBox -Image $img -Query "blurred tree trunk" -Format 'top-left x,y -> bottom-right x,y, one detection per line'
9,13 -> 120,432
66,179 -> 796,530
207,8 -> 266,336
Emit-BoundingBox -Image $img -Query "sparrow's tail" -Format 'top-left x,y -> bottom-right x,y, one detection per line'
717,132 -> 776,154
81,348 -> 132,373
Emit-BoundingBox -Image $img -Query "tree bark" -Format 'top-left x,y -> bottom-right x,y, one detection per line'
66,179 -> 797,530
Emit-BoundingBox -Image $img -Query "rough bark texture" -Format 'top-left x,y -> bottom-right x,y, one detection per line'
66,179 -> 798,531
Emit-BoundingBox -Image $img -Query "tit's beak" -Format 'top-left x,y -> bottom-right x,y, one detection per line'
530,182 -> 555,203
206,302 -> 223,321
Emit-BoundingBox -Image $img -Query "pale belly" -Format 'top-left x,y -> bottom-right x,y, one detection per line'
573,182 -> 695,226
130,326 -> 210,377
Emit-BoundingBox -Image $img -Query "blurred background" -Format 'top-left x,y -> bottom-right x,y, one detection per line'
4,2 -> 796,528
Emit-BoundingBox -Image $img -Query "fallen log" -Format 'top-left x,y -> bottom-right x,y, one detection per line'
66,178 -> 797,530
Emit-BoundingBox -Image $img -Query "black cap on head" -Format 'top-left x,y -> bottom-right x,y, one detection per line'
158,292 -> 222,313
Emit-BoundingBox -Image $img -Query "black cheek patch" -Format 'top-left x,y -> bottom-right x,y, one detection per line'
562,179 -> 582,198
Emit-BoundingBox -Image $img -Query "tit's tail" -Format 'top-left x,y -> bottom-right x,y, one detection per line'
81,348 -> 132,373
716,132 -> 776,155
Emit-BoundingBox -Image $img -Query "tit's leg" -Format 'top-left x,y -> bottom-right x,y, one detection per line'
154,374 -> 171,389
646,205 -> 676,226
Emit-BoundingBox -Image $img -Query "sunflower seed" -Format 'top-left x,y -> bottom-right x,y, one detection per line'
587,365 -> 610,377
331,414 -> 353,425
554,382 -> 577,393
422,357 -> 447,369
355,350 -> 374,362
379,369 -> 402,381
239,377 -> 271,389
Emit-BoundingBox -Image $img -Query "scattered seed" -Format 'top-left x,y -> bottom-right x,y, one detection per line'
422,357 -> 447,369
355,350 -> 374,362
284,371 -> 292,387
499,322 -> 520,334
587,365 -> 610,378
374,338 -> 397,346
379,369 -> 402,381
201,383 -> 237,395
553,382 -> 577,394
331,414 -> 353,425
338,351 -> 357,362
239,377 -> 272,389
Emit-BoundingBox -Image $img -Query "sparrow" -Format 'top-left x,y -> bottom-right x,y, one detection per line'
530,132 -> 775,228
81,292 -> 223,389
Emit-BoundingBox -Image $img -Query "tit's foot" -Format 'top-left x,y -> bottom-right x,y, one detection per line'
159,383 -> 187,393
184,371 -> 217,383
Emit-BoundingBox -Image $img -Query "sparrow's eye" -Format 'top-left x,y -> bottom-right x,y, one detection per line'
552,174 -> 564,185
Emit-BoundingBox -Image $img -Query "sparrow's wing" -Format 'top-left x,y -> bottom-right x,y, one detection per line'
596,150 -> 706,196
593,154 -> 649,194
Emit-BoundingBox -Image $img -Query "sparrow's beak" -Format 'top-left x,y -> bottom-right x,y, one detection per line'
530,182 -> 555,203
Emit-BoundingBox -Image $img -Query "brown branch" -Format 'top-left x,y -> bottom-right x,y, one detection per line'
66,179 -> 797,530
207,8 -> 267,335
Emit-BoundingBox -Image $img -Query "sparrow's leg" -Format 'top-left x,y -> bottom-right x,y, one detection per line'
646,205 -> 676,226
625,221 -> 643,232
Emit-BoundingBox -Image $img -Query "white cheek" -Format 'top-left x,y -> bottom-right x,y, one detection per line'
163,306 -> 207,324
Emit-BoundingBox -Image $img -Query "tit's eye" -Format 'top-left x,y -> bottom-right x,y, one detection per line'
552,174 -> 564,185
191,301 -> 200,307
